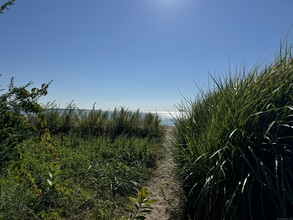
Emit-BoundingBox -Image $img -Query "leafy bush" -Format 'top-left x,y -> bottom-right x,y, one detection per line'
174,46 -> 293,219
0,78 -> 49,171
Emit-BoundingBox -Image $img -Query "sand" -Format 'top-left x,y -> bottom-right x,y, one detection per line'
145,127 -> 182,220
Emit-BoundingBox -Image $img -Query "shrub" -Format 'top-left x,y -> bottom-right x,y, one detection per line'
0,78 -> 49,171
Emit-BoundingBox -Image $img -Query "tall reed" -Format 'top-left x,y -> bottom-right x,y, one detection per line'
174,46 -> 293,219
42,104 -> 164,139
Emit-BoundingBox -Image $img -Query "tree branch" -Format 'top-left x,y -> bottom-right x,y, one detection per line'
0,0 -> 15,14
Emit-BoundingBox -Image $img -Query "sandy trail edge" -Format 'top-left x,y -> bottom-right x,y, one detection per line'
145,127 -> 182,220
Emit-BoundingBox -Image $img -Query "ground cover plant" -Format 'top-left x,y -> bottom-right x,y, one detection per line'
174,46 -> 293,219
0,79 -> 165,219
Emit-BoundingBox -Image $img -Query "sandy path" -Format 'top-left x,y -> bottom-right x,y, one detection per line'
145,127 -> 182,220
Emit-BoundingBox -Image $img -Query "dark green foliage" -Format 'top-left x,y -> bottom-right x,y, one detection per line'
174,46 -> 293,219
0,78 -> 164,219
0,0 -> 15,14
0,134 -> 162,219
0,78 -> 49,170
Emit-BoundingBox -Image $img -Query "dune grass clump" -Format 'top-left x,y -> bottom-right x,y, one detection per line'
174,47 -> 293,219
43,103 -> 164,139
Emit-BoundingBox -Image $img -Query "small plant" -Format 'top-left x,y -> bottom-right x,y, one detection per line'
124,187 -> 156,220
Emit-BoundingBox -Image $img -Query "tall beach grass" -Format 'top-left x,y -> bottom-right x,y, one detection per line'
174,46 -> 293,219
42,103 -> 164,140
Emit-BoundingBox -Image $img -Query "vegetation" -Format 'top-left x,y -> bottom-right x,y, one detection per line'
125,187 -> 155,220
42,102 -> 163,139
0,0 -> 15,14
2,3 -> 292,217
0,78 -> 49,171
0,79 -> 165,219
174,46 -> 293,219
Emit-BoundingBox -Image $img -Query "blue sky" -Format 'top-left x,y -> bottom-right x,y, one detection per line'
0,0 -> 292,111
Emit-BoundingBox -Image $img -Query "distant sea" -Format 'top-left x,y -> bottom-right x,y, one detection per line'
148,111 -> 181,126
44,109 -> 179,127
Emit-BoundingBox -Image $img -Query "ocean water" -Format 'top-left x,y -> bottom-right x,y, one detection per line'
148,111 -> 181,126
44,108 -> 180,126
157,114 -> 174,126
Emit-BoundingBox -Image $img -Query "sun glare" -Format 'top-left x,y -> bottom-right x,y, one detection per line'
159,0 -> 188,9
144,0 -> 194,19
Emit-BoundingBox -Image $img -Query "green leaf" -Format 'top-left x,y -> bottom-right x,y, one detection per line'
144,199 -> 156,205
137,191 -> 142,203
141,187 -> 146,198
129,196 -> 137,205
47,179 -> 52,186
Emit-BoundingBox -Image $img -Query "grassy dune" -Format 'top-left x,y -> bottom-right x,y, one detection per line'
0,94 -> 165,219
174,46 -> 293,219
